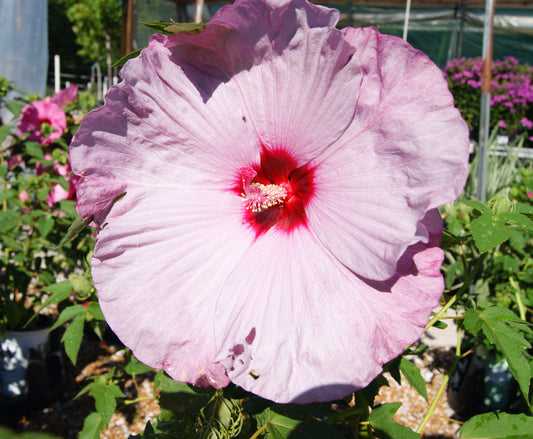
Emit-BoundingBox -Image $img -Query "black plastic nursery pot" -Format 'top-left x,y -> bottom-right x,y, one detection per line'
447,345 -> 517,420
0,315 -> 65,410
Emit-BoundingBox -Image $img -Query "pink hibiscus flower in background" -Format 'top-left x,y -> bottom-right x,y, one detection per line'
51,84 -> 78,108
35,154 -> 79,206
17,99 -> 66,145
70,0 -> 469,403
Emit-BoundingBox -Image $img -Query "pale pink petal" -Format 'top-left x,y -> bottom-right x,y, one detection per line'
304,27 -> 468,280
164,0 -> 364,165
71,32 -> 263,225
92,187 -> 255,387
213,211 -> 443,403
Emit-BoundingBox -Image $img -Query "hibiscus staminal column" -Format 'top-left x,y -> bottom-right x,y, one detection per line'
238,149 -> 314,236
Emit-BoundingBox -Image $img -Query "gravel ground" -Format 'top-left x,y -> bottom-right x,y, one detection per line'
1,337 -> 461,438
374,349 -> 460,439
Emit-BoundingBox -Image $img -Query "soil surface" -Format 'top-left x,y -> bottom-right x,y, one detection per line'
1,336 -> 462,439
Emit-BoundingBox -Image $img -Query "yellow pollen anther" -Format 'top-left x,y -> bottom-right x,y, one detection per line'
242,182 -> 287,213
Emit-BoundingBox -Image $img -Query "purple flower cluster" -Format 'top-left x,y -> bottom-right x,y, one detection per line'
444,56 -> 533,141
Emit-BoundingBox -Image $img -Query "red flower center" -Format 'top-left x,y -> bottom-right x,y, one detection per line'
236,148 -> 314,236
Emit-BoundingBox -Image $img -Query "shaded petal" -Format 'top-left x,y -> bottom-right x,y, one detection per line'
213,211 -> 443,403
305,27 -> 469,280
164,0 -> 365,165
92,187 -> 255,387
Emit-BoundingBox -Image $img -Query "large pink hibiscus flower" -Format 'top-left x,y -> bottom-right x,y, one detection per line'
70,0 -> 469,403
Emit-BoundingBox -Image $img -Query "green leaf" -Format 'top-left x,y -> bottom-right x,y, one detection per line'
0,425 -> 59,439
57,200 -> 79,218
79,412 -> 104,439
89,382 -> 125,425
87,301 -> 105,321
361,373 -> 389,407
24,141 -> 45,159
516,202 -> 533,215
36,216 -> 55,238
42,281 -> 73,304
156,374 -> 212,420
56,213 -> 92,248
0,125 -> 13,144
464,308 -> 482,335
152,369 -> 164,397
497,211 -> 533,232
470,214 -> 511,252
478,306 -> 532,402
50,304 -> 87,331
441,230 -> 462,251
385,356 -> 402,385
461,198 -> 493,215
111,48 -> 142,69
1,235 -> 24,251
460,411 -> 533,438
61,312 -> 85,364
164,22 -> 206,34
0,210 -> 20,233
257,408 -> 345,439
6,100 -> 24,117
433,320 -> 448,329
24,281 -> 73,328
138,19 -> 174,33
369,403 -> 420,439
509,228 -> 526,251
399,358 -> 428,402
131,421 -> 162,439
125,355 -> 153,376
138,19 -> 205,35
37,186 -> 50,202
74,381 -> 96,400
0,425 -> 58,438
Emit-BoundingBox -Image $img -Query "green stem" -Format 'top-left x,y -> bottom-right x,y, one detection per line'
416,327 -> 463,434
425,253 -> 485,332
123,396 -> 155,406
1,145 -> 7,213
509,277 -> 526,321
249,421 -> 268,439
457,239 -> 468,278
425,294 -> 457,332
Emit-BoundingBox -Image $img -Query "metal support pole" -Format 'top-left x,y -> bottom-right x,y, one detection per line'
403,0 -> 412,41
476,0 -> 495,203
194,0 -> 205,23
457,0 -> 467,58
347,0 -> 353,28
54,55 -> 60,93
